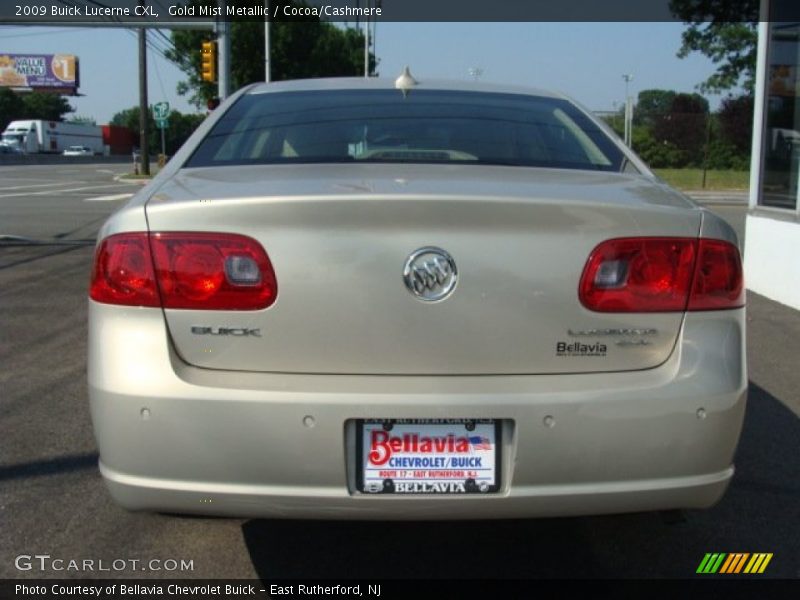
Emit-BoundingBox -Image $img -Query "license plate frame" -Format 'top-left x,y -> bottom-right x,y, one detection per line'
355,419 -> 501,495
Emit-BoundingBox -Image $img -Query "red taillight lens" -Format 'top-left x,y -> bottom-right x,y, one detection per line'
168,242 -> 226,302
687,239 -> 744,311
90,233 -> 160,307
90,232 -> 277,310
579,237 -> 744,313
580,238 -> 696,312
150,233 -> 277,310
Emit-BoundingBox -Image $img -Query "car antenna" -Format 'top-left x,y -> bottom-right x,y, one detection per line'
394,66 -> 418,98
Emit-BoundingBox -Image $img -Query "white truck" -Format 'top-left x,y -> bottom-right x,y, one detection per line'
0,120 -> 103,155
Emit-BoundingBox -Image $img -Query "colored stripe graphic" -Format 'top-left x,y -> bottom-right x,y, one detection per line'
744,553 -> 773,574
698,553 -> 773,574
720,553 -> 749,573
697,553 -> 727,574
710,553 -> 726,573
696,554 -> 713,573
759,554 -> 773,573
733,553 -> 750,574
719,554 -> 736,573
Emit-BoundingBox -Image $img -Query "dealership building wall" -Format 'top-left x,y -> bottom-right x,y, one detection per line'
746,2 -> 800,309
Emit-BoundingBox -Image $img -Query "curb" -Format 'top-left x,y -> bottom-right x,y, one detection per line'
113,174 -> 152,185
684,191 -> 748,205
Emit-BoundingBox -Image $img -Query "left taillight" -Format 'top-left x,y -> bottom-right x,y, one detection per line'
90,233 -> 160,307
90,232 -> 277,310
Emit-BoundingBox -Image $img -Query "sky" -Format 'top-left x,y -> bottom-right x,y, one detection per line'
0,22 -> 730,124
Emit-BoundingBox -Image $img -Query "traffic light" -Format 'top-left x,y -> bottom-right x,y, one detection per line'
201,41 -> 216,83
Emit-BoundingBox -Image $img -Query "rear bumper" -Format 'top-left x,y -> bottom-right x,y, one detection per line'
88,302 -> 747,519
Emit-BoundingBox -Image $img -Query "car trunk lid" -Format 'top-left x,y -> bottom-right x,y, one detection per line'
145,164 -> 700,375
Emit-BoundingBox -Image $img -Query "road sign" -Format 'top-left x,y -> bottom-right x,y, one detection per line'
153,102 -> 170,120
156,118 -> 168,129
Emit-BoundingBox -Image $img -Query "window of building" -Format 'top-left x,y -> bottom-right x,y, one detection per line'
761,15 -> 800,210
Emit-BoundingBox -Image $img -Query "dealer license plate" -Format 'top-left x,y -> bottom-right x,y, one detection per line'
356,419 -> 500,494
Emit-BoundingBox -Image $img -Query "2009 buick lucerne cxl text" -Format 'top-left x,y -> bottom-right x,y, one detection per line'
88,73 -> 746,519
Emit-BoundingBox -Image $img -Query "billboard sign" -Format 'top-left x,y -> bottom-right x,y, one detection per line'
0,54 -> 79,93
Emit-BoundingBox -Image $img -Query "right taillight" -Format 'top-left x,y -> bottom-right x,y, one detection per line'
687,239 -> 744,311
90,232 -> 278,310
579,237 -> 743,313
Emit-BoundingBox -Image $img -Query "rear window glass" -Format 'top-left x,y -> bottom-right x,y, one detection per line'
186,89 -> 624,172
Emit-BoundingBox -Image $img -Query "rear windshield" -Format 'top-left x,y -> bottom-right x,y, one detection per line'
186,89 -> 625,172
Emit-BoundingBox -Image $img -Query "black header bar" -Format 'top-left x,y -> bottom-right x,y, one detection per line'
2,0 -> 793,25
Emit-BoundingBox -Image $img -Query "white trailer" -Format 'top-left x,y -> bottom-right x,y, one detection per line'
0,120 -> 103,154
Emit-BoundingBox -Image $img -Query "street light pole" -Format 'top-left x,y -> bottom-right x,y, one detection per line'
364,3 -> 370,78
218,0 -> 230,99
622,74 -> 634,147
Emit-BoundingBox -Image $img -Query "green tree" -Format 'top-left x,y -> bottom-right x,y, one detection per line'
632,126 -> 687,168
67,115 -> 97,125
653,93 -> 709,167
635,89 -> 677,128
20,91 -> 74,121
705,137 -> 750,170
164,111 -> 206,155
717,94 -> 754,154
166,0 -> 376,107
111,106 -> 155,153
111,106 -> 205,155
0,88 -> 25,131
601,109 -> 625,139
110,106 -> 145,131
670,0 -> 758,94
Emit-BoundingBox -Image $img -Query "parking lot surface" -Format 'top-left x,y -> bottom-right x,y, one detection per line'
1,164 -> 797,579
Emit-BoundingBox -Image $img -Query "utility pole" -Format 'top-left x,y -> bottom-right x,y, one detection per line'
138,17 -> 150,176
218,0 -> 230,99
264,0 -> 270,82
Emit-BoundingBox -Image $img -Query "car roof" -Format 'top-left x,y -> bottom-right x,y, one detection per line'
246,76 -> 565,100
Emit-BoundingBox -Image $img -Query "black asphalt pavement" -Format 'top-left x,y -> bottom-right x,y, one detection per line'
1,164 -> 797,581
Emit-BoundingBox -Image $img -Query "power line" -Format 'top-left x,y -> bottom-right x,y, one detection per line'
150,31 -> 176,56
80,0 -> 178,56
121,27 -> 181,109
149,43 -> 168,101
0,27 -> 95,38
123,28 -> 171,70
153,29 -> 176,54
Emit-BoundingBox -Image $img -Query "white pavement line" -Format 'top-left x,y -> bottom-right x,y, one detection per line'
96,169 -> 115,174
0,181 -> 86,192
84,193 -> 134,202
55,183 -> 137,193
0,183 -> 136,198
0,176 -> 66,182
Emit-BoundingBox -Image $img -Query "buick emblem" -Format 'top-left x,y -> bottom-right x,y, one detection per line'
403,247 -> 458,302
